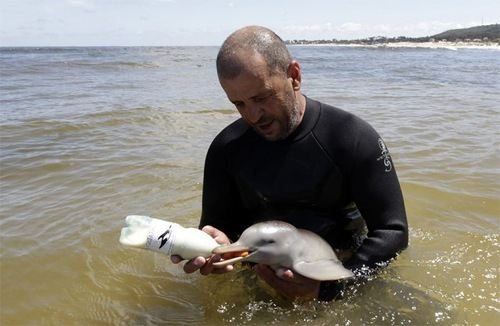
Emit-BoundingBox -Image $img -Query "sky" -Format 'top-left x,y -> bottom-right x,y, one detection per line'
1,0 -> 499,46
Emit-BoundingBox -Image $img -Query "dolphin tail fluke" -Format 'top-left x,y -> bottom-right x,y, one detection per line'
293,260 -> 354,281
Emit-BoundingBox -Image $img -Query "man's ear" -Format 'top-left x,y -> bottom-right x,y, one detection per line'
287,61 -> 302,91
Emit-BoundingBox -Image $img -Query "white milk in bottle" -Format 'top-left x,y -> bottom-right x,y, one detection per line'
119,215 -> 219,259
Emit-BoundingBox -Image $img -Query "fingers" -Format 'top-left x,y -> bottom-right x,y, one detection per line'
201,225 -> 219,237
199,254 -> 218,275
254,264 -> 287,286
274,267 -> 294,280
170,255 -> 182,264
201,225 -> 231,245
210,265 -> 234,274
172,225 -> 233,276
183,256 -> 207,274
254,264 -> 321,299
256,265 -> 295,283
173,254 -> 234,275
200,254 -> 234,275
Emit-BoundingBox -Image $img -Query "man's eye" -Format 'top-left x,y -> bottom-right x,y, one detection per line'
254,96 -> 268,103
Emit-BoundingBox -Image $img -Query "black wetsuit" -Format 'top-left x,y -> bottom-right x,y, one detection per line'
200,97 -> 408,299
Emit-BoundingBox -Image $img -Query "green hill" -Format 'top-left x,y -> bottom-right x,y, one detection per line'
430,24 -> 500,41
286,24 -> 500,45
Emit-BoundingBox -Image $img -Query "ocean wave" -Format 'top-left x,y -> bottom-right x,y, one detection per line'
63,60 -> 161,69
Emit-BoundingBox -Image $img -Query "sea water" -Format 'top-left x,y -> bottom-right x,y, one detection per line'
1,46 -> 499,325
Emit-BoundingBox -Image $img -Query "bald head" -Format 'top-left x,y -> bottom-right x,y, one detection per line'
216,26 -> 293,80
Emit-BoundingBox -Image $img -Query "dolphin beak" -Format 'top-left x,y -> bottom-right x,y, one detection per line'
211,243 -> 254,268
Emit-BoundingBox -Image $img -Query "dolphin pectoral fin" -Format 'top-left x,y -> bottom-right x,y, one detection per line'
293,260 -> 354,281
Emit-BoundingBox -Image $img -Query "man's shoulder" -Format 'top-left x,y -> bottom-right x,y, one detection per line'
211,118 -> 250,148
311,98 -> 381,165
312,99 -> 374,142
315,99 -> 364,128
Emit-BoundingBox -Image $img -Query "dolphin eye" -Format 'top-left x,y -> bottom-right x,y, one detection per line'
257,239 -> 275,246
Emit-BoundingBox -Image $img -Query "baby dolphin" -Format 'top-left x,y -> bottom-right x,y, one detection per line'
212,220 -> 354,281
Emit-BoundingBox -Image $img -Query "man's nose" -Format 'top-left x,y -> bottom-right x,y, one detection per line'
244,104 -> 263,124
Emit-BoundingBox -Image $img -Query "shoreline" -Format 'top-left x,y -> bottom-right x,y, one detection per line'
289,41 -> 500,50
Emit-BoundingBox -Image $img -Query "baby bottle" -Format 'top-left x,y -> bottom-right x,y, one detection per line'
119,215 -> 219,259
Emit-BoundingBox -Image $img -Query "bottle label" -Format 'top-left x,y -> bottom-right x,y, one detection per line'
145,219 -> 177,255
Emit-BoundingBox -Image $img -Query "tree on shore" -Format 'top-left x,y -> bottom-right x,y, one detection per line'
286,24 -> 500,45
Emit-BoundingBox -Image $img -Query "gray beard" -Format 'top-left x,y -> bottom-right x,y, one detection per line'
286,102 -> 300,135
282,88 -> 302,139
269,102 -> 299,141
256,91 -> 301,141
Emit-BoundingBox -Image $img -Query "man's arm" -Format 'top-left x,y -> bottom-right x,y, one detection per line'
344,122 -> 408,271
172,130 -> 244,274
199,133 -> 244,241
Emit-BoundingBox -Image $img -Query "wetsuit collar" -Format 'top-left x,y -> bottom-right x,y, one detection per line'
285,95 -> 320,142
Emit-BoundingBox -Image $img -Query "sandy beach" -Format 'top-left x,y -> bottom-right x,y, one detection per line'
374,41 -> 500,50
293,41 -> 500,50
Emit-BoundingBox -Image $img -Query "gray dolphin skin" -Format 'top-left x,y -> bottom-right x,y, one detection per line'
212,220 -> 354,281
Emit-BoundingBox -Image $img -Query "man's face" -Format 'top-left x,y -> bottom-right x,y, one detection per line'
219,53 -> 300,141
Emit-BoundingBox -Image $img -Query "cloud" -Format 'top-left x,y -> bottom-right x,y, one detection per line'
280,21 -> 482,40
66,0 -> 96,12
282,23 -> 334,33
337,23 -> 363,33
67,0 -> 91,8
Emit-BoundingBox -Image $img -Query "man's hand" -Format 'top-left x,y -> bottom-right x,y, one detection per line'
170,225 -> 233,275
254,264 -> 320,300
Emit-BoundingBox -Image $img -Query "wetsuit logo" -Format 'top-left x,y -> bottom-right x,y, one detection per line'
158,225 -> 173,249
377,138 -> 392,172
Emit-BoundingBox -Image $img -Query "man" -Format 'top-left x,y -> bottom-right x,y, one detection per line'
172,26 -> 408,301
